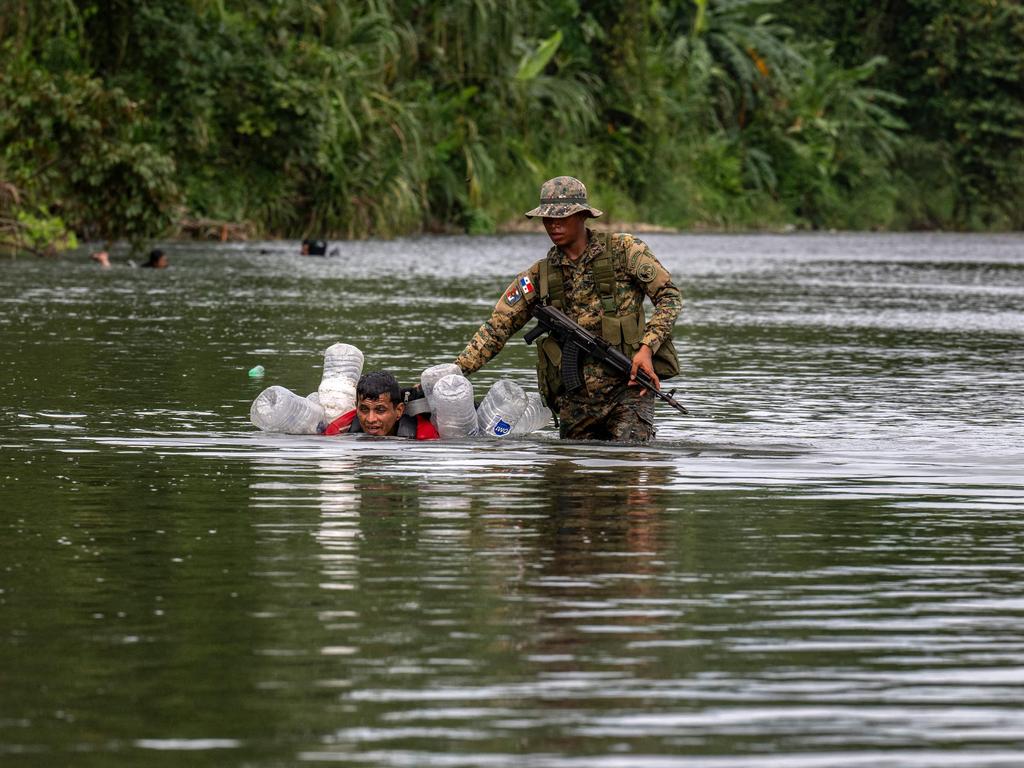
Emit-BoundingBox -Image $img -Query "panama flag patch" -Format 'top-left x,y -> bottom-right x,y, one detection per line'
519,275 -> 535,296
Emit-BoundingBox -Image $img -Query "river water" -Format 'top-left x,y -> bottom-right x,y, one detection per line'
1,233 -> 1023,767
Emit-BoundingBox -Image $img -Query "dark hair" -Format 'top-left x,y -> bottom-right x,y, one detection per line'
356,371 -> 401,404
145,248 -> 165,266
302,238 -> 327,256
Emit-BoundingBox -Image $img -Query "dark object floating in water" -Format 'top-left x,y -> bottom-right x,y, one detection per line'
302,239 -> 329,256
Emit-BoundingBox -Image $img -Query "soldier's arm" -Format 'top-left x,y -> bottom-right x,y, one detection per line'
454,270 -> 537,376
625,239 -> 682,353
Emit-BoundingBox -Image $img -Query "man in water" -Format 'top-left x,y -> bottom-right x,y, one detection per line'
453,176 -> 682,442
143,249 -> 168,268
301,238 -> 328,256
324,371 -> 438,440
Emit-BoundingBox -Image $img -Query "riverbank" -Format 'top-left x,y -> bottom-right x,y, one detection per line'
5,1 -> 1021,256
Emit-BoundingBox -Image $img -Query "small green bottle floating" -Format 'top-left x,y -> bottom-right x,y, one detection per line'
248,365 -> 265,378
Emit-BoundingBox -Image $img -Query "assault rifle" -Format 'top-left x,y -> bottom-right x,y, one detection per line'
524,303 -> 688,415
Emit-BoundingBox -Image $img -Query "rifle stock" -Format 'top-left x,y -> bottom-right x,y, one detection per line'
524,304 -> 688,415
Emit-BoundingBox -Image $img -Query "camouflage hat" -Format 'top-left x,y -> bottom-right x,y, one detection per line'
524,176 -> 603,219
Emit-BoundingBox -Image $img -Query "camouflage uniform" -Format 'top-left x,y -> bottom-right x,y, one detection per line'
455,227 -> 682,442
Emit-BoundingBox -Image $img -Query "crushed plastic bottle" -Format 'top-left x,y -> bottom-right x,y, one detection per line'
476,380 -> 529,437
250,385 -> 326,434
420,363 -> 462,409
510,392 -> 552,436
431,373 -> 478,439
248,365 -> 265,378
318,343 -> 364,420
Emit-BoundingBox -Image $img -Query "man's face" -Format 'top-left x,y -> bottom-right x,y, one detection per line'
356,393 -> 405,436
542,212 -> 588,248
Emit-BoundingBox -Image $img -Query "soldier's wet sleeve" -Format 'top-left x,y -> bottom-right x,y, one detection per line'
454,271 -> 536,375
625,240 -> 682,352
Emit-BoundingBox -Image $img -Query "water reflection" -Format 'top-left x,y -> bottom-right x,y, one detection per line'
519,460 -> 673,682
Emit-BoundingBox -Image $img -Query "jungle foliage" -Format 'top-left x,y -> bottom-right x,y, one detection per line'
1,0 -> 1021,251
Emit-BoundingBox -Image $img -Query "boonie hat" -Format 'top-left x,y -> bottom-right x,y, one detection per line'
525,176 -> 603,219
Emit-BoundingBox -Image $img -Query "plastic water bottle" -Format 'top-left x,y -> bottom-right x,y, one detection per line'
318,343 -> 363,420
510,392 -> 553,436
250,385 -> 326,434
306,391 -> 321,406
477,380 -> 529,438
248,365 -> 265,378
420,363 -> 462,409
431,374 -> 478,439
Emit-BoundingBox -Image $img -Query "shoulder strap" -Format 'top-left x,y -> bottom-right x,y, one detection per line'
404,397 -> 431,417
397,414 -> 418,438
540,235 -> 618,313
592,232 -> 618,313
540,258 -> 564,309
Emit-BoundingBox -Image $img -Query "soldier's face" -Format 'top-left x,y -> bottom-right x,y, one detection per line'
543,212 -> 587,247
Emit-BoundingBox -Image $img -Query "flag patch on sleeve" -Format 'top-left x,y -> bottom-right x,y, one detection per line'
519,275 -> 535,295
505,287 -> 521,306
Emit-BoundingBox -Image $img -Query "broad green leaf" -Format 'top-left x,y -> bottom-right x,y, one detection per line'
514,30 -> 563,82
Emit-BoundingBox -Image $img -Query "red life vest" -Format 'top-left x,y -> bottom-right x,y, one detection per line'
324,409 -> 439,440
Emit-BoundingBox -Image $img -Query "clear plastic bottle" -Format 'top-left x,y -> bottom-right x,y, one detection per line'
318,343 -> 364,420
250,385 -> 326,434
510,392 -> 553,436
431,373 -> 478,439
477,380 -> 529,437
420,363 -> 462,409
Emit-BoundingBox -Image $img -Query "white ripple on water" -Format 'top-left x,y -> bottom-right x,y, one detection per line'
134,738 -> 241,750
295,748 -> 1024,768
61,428 -> 1024,512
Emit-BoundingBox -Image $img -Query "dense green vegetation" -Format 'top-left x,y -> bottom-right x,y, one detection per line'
2,0 -> 1022,252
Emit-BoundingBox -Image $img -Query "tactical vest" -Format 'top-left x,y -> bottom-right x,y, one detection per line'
534,232 -> 679,406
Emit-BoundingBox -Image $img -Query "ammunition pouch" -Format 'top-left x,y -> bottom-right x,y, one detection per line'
600,310 -> 680,380
653,338 -> 680,379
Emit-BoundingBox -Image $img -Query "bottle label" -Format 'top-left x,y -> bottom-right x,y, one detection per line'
492,419 -> 512,436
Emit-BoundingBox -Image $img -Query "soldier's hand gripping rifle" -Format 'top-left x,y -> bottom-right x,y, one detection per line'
524,304 -> 688,415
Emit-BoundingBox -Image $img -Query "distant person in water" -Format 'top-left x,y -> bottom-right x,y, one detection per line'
90,251 -> 111,268
323,371 -> 438,439
143,249 -> 168,269
301,238 -> 328,256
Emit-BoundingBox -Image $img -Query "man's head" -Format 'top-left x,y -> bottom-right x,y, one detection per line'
302,238 -> 327,256
355,371 -> 405,436
525,177 -> 602,251
146,249 -> 168,269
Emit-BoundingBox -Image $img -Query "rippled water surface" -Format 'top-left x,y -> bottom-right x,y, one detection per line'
2,233 -> 1023,767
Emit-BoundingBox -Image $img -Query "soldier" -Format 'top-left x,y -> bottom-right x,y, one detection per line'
454,176 -> 682,442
